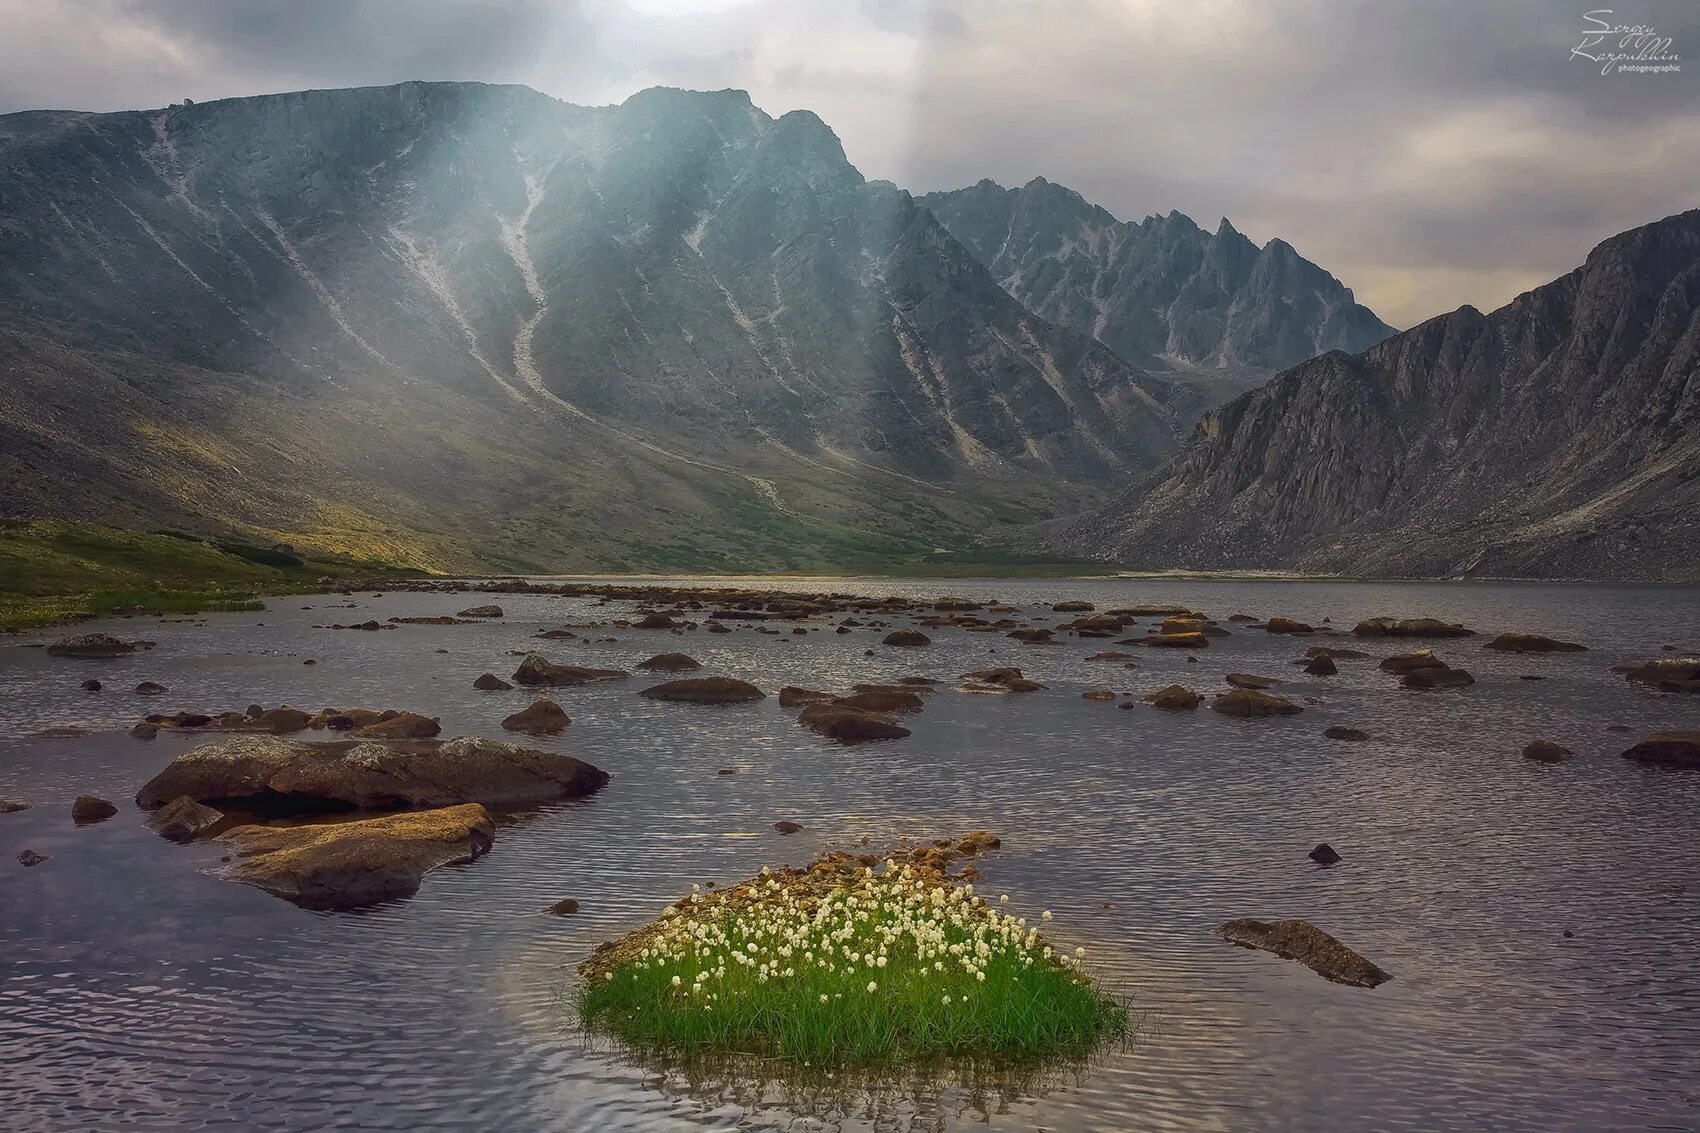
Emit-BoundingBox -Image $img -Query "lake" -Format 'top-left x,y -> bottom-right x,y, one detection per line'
3,576 -> 1699,1131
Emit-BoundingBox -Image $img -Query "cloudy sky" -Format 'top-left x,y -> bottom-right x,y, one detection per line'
2,0 -> 1694,328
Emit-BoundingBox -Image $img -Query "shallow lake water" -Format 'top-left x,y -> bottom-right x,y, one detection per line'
3,576 -> 1699,1132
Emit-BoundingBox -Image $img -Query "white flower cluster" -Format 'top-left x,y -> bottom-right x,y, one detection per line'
612,861 -> 1083,1005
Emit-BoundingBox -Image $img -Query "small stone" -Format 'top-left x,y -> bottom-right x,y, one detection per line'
473,673 -> 512,691
544,898 -> 580,915
80,679 -> 101,692
1308,843 -> 1342,866
71,795 -> 118,824
135,681 -> 168,695
1522,740 -> 1574,763
773,820 -> 803,835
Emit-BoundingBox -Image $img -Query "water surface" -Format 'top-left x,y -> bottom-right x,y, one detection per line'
3,577 -> 1699,1131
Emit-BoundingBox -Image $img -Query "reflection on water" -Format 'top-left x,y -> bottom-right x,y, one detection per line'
576,1037 -> 1124,1132
2,576 -> 1700,1131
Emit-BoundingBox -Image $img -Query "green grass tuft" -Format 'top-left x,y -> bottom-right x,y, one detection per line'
578,850 -> 1128,1065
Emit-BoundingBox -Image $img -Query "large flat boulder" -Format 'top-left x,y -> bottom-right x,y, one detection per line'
1213,917 -> 1391,988
135,735 -> 608,812
220,804 -> 495,909
639,677 -> 766,704
1485,633 -> 1586,653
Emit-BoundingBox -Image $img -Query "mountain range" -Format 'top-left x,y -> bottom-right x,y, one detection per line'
0,81 -> 1389,572
1050,209 -> 1700,581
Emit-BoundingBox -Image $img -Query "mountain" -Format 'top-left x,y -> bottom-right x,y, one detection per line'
0,82 -> 1192,572
921,178 -> 1395,401
1049,210 -> 1700,582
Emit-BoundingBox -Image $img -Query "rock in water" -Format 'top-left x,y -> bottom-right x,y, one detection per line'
457,605 -> 504,618
1213,917 -> 1390,987
473,673 -> 513,691
1324,726 -> 1370,741
502,699 -> 571,735
1263,617 -> 1314,634
1522,740 -> 1574,763
47,633 -> 144,657
1225,673 -> 1281,690
1308,843 -> 1342,865
1401,668 -> 1475,689
635,653 -> 702,672
1144,685 -> 1202,710
146,796 -> 225,842
134,682 -> 168,695
545,898 -> 580,915
1304,654 -> 1338,676
1486,633 -> 1586,653
1140,632 -> 1209,648
881,630 -> 931,647
71,795 -> 118,824
773,820 -> 803,834
797,703 -> 911,743
1620,732 -> 1700,769
639,677 -> 766,704
1211,689 -> 1303,717
81,679 -> 102,691
351,711 -> 441,739
1352,617 -> 1473,638
17,850 -> 49,867
219,804 -> 496,909
135,735 -> 609,811
1379,650 -> 1449,674
834,690 -> 924,713
1622,658 -> 1700,694
512,654 -> 630,687
777,686 -> 836,708
1,798 -> 29,814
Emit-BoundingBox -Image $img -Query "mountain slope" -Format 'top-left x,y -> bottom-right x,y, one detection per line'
0,82 -> 1189,571
1049,210 -> 1700,581
921,177 -> 1394,401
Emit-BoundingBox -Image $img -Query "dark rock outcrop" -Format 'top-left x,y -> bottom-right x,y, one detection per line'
1523,740 -> 1575,763
1486,633 -> 1586,653
473,673 -> 513,691
71,795 -> 118,824
47,633 -> 146,657
1211,689 -> 1303,717
881,630 -> 931,647
636,652 -> 702,672
639,677 -> 766,704
512,654 -> 629,687
146,795 -> 225,841
1144,685 -> 1202,710
501,699 -> 571,735
1621,732 -> 1700,769
797,703 -> 911,742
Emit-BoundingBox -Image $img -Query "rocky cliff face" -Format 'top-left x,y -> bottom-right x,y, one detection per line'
1050,210 -> 1700,581
921,178 -> 1394,398
0,82 -> 1189,570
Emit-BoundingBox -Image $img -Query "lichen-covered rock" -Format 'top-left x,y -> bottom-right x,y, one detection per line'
47,633 -> 147,657
135,735 -> 608,811
219,804 -> 496,909
639,677 -> 766,704
1213,917 -> 1390,987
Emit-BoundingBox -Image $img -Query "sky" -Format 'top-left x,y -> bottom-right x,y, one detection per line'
1,0 -> 1694,329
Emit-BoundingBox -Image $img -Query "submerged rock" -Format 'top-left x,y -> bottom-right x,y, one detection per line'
1144,685 -> 1202,710
1486,633 -> 1586,653
881,630 -> 931,647
135,735 -> 608,812
1401,667 -> 1475,689
501,699 -> 571,735
835,690 -> 924,713
1522,740 -> 1574,763
797,703 -> 911,743
778,686 -> 836,708
1620,732 -> 1700,769
1006,627 -> 1054,644
17,849 -> 49,868
1352,617 -> 1473,638
639,677 -> 766,704
1324,726 -> 1370,741
1225,673 -> 1281,690
512,654 -> 630,687
1263,617 -> 1315,634
146,795 -> 225,842
219,803 -> 495,910
960,667 -> 1047,692
635,652 -> 702,672
71,795 -> 117,824
1213,917 -> 1390,987
1211,689 -> 1303,717
47,633 -> 147,657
